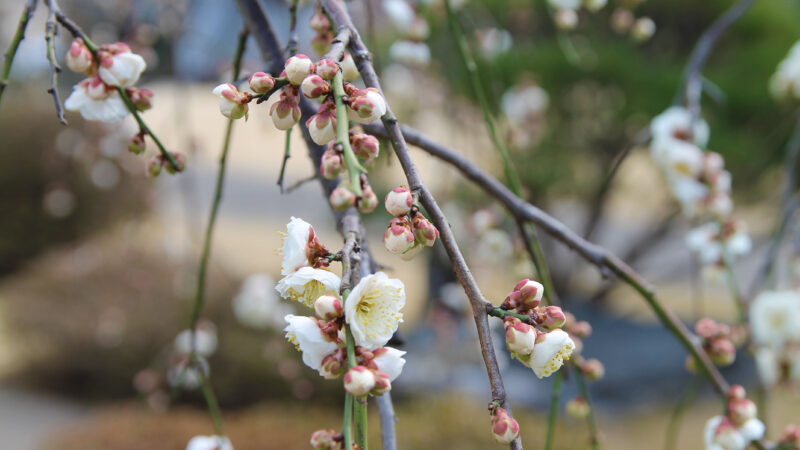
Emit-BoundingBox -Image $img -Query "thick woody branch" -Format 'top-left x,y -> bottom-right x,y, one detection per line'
319,2 -> 521,449
362,122 -> 731,395
44,0 -> 66,124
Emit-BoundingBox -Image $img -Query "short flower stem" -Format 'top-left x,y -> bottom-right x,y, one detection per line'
543,370 -> 563,450
487,306 -> 531,323
0,0 -> 38,108
344,323 -> 368,449
277,128 -> 292,192
574,369 -> 599,449
198,369 -> 225,435
332,71 -> 365,195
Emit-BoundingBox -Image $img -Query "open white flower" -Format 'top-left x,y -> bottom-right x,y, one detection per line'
345,272 -> 405,350
98,44 -> 147,88
284,314 -> 338,375
738,418 -> 766,443
281,217 -> 314,275
174,321 -> 218,357
65,77 -> 129,123
233,274 -> 289,329
372,347 -> 406,381
186,435 -> 234,450
528,329 -> 575,379
276,266 -> 341,307
750,290 -> 800,349
686,222 -> 723,264
704,416 -> 746,450
650,106 -> 709,147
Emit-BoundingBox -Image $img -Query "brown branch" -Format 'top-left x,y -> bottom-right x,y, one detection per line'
44,0 -> 66,124
362,121 -> 731,396
319,2 -> 522,449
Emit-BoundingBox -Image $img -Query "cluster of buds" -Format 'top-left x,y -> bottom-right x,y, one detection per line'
686,318 -> 737,370
499,280 -> 576,379
703,386 -> 765,449
609,8 -> 656,42
382,186 -> 439,259
383,0 -> 431,68
329,173 -> 379,214
777,425 -> 800,449
686,220 -> 751,269
146,152 -> 187,177
309,429 -> 344,450
488,404 -> 521,444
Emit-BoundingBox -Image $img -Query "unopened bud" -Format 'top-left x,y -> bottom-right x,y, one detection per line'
411,212 -> 439,247
490,407 -> 520,444
301,74 -> 331,99
146,156 -> 162,177
566,396 -> 591,419
320,145 -> 344,180
399,242 -> 424,261
248,72 -> 276,94
314,294 -> 343,321
312,32 -> 333,55
330,186 -> 356,211
310,429 -> 340,449
351,133 -> 380,164
383,216 -> 415,254
306,109 -> 337,145
778,425 -> 800,447
128,134 -> 146,155
310,12 -> 331,32
347,89 -> 387,124
358,183 -> 379,214
315,59 -> 339,80
343,365 -> 376,396
514,279 -> 543,311
580,358 -> 605,381
127,88 -> 153,111
270,98 -> 301,130
320,350 -> 347,380
284,54 -> 315,85
695,317 -> 728,340
370,370 -> 392,395
504,318 -> 536,355
163,152 -> 187,174
540,305 -> 567,330
65,38 -> 93,73
726,385 -> 746,401
728,398 -> 757,427
341,53 -> 359,81
570,320 -> 592,338
384,186 -> 413,216
708,338 -> 736,367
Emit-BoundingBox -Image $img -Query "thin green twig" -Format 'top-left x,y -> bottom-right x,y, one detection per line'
574,369 -> 600,449
544,370 -> 563,450
0,0 -> 38,107
198,369 -> 225,435
332,71 -> 366,195
278,128 -> 292,192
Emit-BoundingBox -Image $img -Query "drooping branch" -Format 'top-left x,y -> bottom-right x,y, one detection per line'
0,0 -> 38,107
44,0 -> 66,124
319,2 -> 522,449
362,121 -> 731,395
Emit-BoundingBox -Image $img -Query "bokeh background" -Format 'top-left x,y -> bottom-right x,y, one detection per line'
1,0 -> 799,448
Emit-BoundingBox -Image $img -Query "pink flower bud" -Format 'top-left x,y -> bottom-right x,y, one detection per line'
315,59 -> 339,80
312,32 -> 333,55
301,74 -> 331,99
330,186 -> 356,211
580,358 -> 605,381
778,425 -> 800,447
570,320 -> 592,338
320,350 -> 347,379
514,279 -> 544,311
314,294 -> 343,321
310,12 -> 331,32
708,338 -> 736,367
320,145 -> 344,180
727,385 -> 746,400
146,156 -> 162,177
163,152 -> 187,174
411,212 -> 439,247
540,305 -> 567,330
128,134 -> 146,155
248,72 -> 276,94
341,53 -> 359,81
310,429 -> 340,449
504,318 -> 536,355
358,182 -> 379,214
695,317 -> 729,340
65,38 -> 93,73
306,107 -> 337,145
383,217 -> 415,254
343,365 -> 376,396
490,407 -> 520,444
284,54 -> 314,85
370,370 -> 392,395
127,87 -> 153,111
566,396 -> 590,419
728,398 -> 757,427
212,83 -> 250,120
347,88 -> 387,124
270,98 -> 301,130
384,186 -> 413,216
350,133 -> 380,164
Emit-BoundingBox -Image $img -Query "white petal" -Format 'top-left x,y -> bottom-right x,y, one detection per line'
345,272 -> 405,350
738,419 -> 765,442
373,347 -> 406,381
276,267 -> 341,307
284,314 -> 338,374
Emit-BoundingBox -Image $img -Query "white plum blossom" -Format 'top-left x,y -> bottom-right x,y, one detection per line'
97,44 -> 147,88
64,77 -> 129,123
276,266 -> 341,308
344,272 -> 405,350
704,416 -> 747,450
527,329 -> 575,378
284,314 -> 339,375
650,106 -> 710,147
174,321 -> 218,357
749,290 -> 800,349
686,222 -> 751,265
372,347 -> 406,381
186,435 -> 234,450
232,274 -> 290,330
